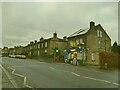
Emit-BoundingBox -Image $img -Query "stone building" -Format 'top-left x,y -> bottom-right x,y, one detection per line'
24,32 -> 68,58
67,21 -> 111,65
9,46 -> 24,55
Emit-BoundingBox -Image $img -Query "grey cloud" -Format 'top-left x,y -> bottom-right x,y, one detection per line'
2,2 -> 118,47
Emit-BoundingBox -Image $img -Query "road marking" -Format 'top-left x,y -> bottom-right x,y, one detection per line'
112,83 -> 119,86
70,72 -> 80,77
96,79 -> 111,83
1,65 -> 18,87
25,84 -> 33,88
9,65 -> 42,68
82,76 -> 119,86
48,66 -> 119,86
7,67 -> 28,87
82,76 -> 97,80
49,66 -> 55,70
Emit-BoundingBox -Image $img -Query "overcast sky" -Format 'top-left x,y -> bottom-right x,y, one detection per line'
1,2 -> 118,48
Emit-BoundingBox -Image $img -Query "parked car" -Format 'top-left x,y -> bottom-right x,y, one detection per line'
8,55 -> 16,58
15,55 -> 26,59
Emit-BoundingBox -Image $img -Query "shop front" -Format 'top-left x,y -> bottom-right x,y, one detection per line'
64,47 -> 86,66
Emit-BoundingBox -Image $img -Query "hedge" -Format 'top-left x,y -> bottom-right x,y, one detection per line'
99,52 -> 119,68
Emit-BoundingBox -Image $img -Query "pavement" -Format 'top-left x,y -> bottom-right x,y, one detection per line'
1,58 -> 26,89
1,57 -> 119,88
2,69 -> 14,88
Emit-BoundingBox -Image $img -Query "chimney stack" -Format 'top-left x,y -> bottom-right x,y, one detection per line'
40,37 -> 44,41
90,21 -> 95,29
53,32 -> 57,38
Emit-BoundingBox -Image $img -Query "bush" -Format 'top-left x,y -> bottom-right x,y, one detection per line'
99,52 -> 119,68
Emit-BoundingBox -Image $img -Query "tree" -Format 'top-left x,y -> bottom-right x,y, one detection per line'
112,41 -> 118,53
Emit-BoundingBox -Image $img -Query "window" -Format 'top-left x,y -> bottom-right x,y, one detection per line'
97,30 -> 100,37
80,39 -> 83,44
41,43 -> 43,48
45,49 -> 47,53
38,44 -> 40,48
45,42 -> 47,47
38,51 -> 40,56
76,39 -> 79,45
97,30 -> 102,38
69,41 -> 72,47
100,31 -> 103,37
99,40 -> 102,49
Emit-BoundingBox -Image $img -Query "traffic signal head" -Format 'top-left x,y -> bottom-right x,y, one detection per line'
55,48 -> 59,53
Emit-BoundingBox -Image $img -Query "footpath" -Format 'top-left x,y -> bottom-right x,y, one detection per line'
1,65 -> 27,89
2,70 -> 14,88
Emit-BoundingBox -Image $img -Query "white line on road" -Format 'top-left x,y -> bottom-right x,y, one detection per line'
70,72 -> 80,77
49,66 -> 55,70
112,83 -> 119,86
25,84 -> 33,88
82,76 -> 119,86
48,66 -> 119,86
82,76 -> 97,80
96,79 -> 111,83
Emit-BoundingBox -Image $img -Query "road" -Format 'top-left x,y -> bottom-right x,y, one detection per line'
2,57 -> 119,88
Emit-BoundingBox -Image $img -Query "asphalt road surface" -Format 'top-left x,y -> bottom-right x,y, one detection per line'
2,57 -> 119,88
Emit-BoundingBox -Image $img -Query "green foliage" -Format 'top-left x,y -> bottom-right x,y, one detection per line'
112,41 -> 119,53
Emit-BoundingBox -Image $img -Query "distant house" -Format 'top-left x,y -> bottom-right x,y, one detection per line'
67,21 -> 111,65
1,46 -> 9,57
9,46 -> 24,55
23,32 -> 68,58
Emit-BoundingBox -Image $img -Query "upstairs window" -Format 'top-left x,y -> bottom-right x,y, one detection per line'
45,42 -> 48,48
100,31 -> 103,37
76,39 -> 79,45
38,44 -> 40,48
41,43 -> 43,48
97,30 -> 103,38
80,39 -> 83,44
97,30 -> 100,37
69,41 -> 72,47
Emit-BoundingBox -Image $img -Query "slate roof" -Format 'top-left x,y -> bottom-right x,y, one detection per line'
68,28 -> 89,38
